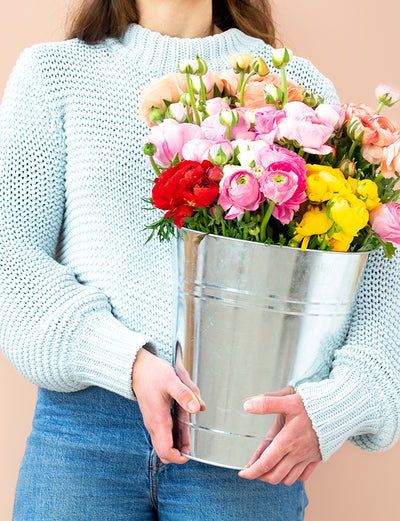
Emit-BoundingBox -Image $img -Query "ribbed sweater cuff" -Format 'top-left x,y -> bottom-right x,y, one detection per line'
72,310 -> 155,400
297,366 -> 383,461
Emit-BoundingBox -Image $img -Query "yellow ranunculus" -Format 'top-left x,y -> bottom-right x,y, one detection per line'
347,177 -> 381,211
293,205 -> 333,249
327,194 -> 369,236
228,53 -> 254,73
306,164 -> 351,203
327,230 -> 354,252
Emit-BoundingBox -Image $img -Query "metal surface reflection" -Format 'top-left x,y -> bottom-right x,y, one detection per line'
173,229 -> 369,469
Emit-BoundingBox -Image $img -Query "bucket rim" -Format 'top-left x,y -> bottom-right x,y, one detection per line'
180,227 -> 371,258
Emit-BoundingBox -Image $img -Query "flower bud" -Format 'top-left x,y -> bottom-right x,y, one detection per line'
249,225 -> 261,236
143,142 -> 157,156
264,83 -> 283,104
340,159 -> 355,177
195,55 -> 208,76
228,53 -> 254,73
178,59 -> 199,75
219,109 -> 240,128
167,102 -> 186,123
252,57 -> 269,77
209,143 -> 234,166
303,90 -> 324,109
149,106 -> 165,125
180,92 -> 192,105
271,47 -> 293,69
375,84 -> 400,107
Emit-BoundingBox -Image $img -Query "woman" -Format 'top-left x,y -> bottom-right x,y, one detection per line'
1,0 -> 398,519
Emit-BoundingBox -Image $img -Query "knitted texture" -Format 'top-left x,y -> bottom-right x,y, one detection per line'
1,24 -> 398,460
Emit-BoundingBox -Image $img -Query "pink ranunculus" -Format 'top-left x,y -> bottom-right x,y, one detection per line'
182,139 -> 217,163
369,203 -> 400,247
201,111 -> 251,141
381,139 -> 400,177
168,102 -> 187,123
342,103 -> 400,147
375,84 -> 400,105
191,71 -> 215,94
276,102 -> 335,155
254,145 -> 307,224
315,104 -> 346,130
218,168 -> 264,219
259,166 -> 300,204
205,98 -> 230,116
208,141 -> 234,164
144,119 -> 205,168
254,107 -> 287,145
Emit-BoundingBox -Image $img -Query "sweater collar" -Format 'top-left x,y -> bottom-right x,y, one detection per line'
113,23 -> 265,74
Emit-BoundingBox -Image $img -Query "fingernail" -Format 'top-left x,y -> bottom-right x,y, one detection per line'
243,400 -> 252,411
187,400 -> 198,412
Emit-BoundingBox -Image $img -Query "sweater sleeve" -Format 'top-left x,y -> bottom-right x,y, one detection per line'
297,249 -> 400,461
0,47 -> 154,400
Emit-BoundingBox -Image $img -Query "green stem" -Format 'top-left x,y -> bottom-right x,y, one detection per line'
377,101 -> 384,114
260,202 -> 276,242
186,73 -> 200,126
281,66 -> 288,108
240,71 -> 256,106
238,71 -> 245,94
348,140 -> 358,160
221,219 -> 226,236
149,156 -> 161,176
199,76 -> 207,106
185,105 -> 193,124
226,125 -> 231,140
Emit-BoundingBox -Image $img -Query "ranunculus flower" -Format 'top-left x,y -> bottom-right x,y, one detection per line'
254,107 -> 287,145
295,205 -> 333,238
144,120 -> 205,168
347,178 -> 381,211
259,166 -> 300,205
380,138 -> 400,177
242,74 -> 305,110
343,103 -> 400,147
201,111 -> 251,141
369,203 -> 400,247
315,104 -> 345,130
205,98 -> 230,116
306,164 -> 351,203
277,102 -> 335,155
218,168 -> 263,219
375,84 -> 400,107
152,160 -> 222,227
255,145 -> 307,224
139,73 -> 188,126
327,194 -> 369,237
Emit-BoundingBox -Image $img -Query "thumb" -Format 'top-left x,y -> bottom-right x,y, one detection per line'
167,377 -> 201,414
243,394 -> 294,415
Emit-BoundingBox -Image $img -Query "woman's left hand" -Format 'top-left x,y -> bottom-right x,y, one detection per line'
238,387 -> 322,486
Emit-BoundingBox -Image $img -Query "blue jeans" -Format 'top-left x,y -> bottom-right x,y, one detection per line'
14,387 -> 307,520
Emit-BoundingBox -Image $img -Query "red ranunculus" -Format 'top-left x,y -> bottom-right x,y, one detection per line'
152,160 -> 223,227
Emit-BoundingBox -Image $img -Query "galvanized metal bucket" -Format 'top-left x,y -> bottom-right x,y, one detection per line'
172,229 -> 369,470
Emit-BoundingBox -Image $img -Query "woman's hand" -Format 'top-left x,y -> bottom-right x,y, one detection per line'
238,387 -> 322,485
131,348 -> 204,465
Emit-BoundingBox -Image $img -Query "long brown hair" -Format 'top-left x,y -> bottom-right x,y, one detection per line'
67,0 -> 276,46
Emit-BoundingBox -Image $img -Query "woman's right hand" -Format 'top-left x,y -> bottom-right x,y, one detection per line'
131,347 -> 203,464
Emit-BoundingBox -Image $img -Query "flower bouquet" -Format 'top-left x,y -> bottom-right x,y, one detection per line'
139,50 -> 400,469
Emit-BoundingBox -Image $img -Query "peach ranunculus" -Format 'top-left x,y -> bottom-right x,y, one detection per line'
242,74 -> 305,110
380,138 -> 400,177
139,73 -> 188,126
343,103 -> 400,147
212,69 -> 239,97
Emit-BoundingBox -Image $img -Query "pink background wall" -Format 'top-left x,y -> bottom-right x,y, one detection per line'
1,1 -> 399,519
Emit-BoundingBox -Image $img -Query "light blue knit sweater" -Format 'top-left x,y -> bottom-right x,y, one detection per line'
0,24 -> 399,461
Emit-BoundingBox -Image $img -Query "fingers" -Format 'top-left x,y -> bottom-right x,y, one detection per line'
239,435 -> 289,480
166,377 -> 202,414
244,394 -> 296,415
